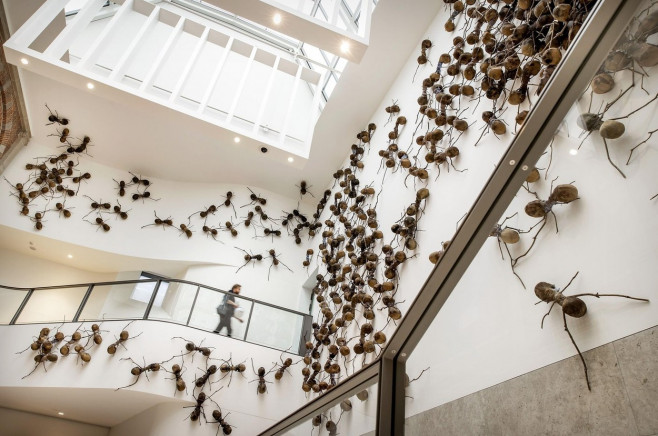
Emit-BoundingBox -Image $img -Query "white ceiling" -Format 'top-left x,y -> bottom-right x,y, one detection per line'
0,386 -> 186,427
13,0 -> 441,200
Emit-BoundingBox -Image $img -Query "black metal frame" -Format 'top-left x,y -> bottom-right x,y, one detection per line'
258,1 -> 640,434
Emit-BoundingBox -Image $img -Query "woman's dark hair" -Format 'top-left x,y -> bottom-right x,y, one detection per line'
231,284 -> 241,292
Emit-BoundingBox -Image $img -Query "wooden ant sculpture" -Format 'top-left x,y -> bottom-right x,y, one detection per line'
86,216 -> 111,232
18,326 -> 64,378
195,362 -> 218,390
303,249 -> 314,268
210,407 -> 234,435
45,104 -> 69,125
53,201 -> 73,218
185,389 -> 222,424
250,359 -> 274,394
413,39 -> 433,82
297,180 -> 314,198
49,127 -> 70,143
114,179 -> 128,197
189,205 -> 217,222
489,212 -> 529,287
82,196 -> 111,220
235,248 -> 264,273
178,222 -> 193,238
243,211 -> 255,228
107,321 -> 142,355
272,352 -> 301,380
172,337 -> 213,360
116,357 -> 161,390
221,191 -> 237,217
222,219 -> 239,237
202,225 -> 221,241
267,249 -> 293,280
218,355 -> 247,387
535,272 -> 649,390
513,181 -> 579,268
243,187 -> 267,207
111,202 -> 129,220
164,361 -> 187,394
142,212 -> 174,230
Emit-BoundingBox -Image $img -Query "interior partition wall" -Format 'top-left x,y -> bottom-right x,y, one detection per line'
260,1 -> 654,434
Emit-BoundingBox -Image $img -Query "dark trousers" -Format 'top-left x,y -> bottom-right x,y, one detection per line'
214,314 -> 232,336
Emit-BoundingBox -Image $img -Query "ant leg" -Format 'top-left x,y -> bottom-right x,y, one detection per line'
562,311 -> 591,391
512,218 -> 547,267
602,138 -> 627,178
504,242 -> 526,289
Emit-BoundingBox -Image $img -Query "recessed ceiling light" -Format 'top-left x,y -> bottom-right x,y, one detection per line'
20,58 -> 28,65
340,41 -> 350,53
234,136 -> 241,143
287,157 -> 294,163
67,254 -> 73,259
57,412 -> 64,416
87,82 -> 95,89
569,149 -> 578,156
273,13 -> 282,25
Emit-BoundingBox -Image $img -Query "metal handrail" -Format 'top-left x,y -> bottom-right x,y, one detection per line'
0,278 -> 312,355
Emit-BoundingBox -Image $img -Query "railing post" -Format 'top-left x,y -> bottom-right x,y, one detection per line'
242,302 -> 254,341
10,289 -> 34,325
143,280 -> 162,319
186,286 -> 200,326
73,284 -> 94,322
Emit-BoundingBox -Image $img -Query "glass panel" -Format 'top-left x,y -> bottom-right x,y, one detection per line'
0,289 -> 27,324
187,287 -> 253,340
78,282 -> 157,321
245,303 -> 305,352
405,2 -> 657,433
16,287 -> 87,324
147,282 -> 198,324
281,376 -> 378,435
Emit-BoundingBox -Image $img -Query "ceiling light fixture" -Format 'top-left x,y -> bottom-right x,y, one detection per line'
569,149 -> 578,156
340,41 -> 350,53
273,13 -> 282,25
57,412 -> 64,416
234,136 -> 241,143
20,58 -> 28,65
287,157 -> 294,163
67,254 -> 73,259
87,82 -> 95,89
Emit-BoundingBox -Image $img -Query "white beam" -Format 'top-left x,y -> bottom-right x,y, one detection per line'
279,64 -> 303,144
44,0 -> 107,60
78,0 -> 135,70
253,56 -> 280,134
110,5 -> 160,81
169,27 -> 209,102
8,0 -> 71,48
226,46 -> 257,123
139,16 -> 185,92
197,37 -> 234,113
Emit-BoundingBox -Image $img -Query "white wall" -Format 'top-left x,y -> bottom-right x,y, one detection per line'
0,320 -> 309,434
0,407 -> 109,436
298,1 -> 658,428
0,139 -> 315,311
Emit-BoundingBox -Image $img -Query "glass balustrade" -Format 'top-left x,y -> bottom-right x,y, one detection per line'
0,279 -> 311,354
